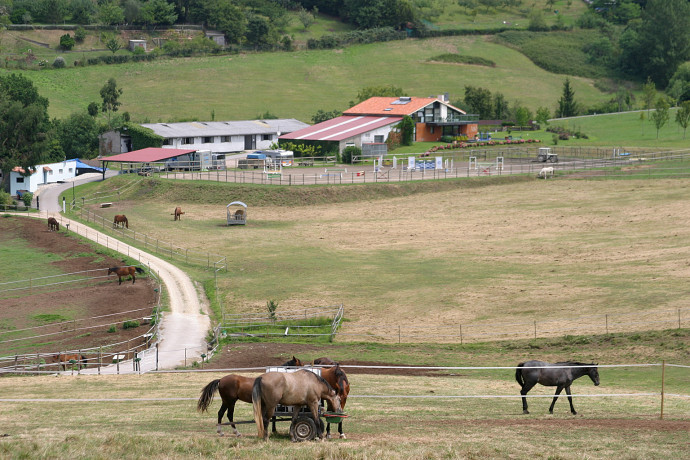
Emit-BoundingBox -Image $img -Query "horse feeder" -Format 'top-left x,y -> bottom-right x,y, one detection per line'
226,201 -> 247,226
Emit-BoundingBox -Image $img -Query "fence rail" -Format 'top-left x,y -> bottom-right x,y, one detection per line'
220,304 -> 344,339
334,307 -> 689,344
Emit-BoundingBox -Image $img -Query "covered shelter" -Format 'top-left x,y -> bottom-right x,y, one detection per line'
226,201 -> 247,226
99,147 -> 197,180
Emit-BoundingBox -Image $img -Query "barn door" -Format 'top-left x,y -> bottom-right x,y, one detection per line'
244,135 -> 256,150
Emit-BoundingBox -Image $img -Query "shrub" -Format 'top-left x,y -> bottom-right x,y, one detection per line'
21,192 -> 32,207
59,34 -> 75,51
132,46 -> 145,55
340,146 -> 360,164
107,325 -> 116,333
440,135 -> 455,143
122,320 -> 140,329
52,56 -> 66,68
74,27 -> 87,43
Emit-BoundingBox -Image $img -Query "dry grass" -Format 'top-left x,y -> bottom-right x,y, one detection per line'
101,178 -> 690,342
0,371 -> 688,459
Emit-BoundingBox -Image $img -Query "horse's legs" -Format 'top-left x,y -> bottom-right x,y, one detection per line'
216,402 -> 227,436
227,400 -> 241,437
263,406 -> 275,441
271,415 -> 277,434
549,385 -> 565,414
118,276 -> 122,285
307,402 -> 323,440
565,386 -> 577,415
338,421 -> 345,439
520,381 -> 537,414
132,273 -> 136,284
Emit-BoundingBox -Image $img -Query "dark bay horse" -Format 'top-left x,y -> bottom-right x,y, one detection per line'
108,266 -> 144,285
320,364 -> 350,439
113,214 -> 129,228
313,357 -> 337,366
516,360 -> 600,415
52,353 -> 87,370
197,374 -> 256,437
281,356 -> 304,367
252,370 -> 340,441
47,217 -> 59,232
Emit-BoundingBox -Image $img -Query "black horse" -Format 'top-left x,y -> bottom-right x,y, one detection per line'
516,360 -> 599,415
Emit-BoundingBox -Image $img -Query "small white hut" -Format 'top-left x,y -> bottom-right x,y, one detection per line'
226,201 -> 247,226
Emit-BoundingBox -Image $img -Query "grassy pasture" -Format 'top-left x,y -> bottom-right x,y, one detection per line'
16,34 -> 608,121
0,366 -> 687,459
63,171 -> 690,345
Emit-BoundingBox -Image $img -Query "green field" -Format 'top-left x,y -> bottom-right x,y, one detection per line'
14,34 -> 610,122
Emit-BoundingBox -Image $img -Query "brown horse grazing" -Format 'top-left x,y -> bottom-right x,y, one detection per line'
107,266 -> 145,285
47,217 -> 59,232
172,207 -> 185,221
197,374 -> 256,437
320,364 -> 350,439
52,353 -> 87,371
252,370 -> 341,441
113,214 -> 129,228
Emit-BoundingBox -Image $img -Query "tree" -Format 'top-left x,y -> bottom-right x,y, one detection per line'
87,102 -> 99,117
398,115 -> 415,146
100,78 -> 123,129
97,0 -> 125,25
619,0 -> 690,86
667,62 -> 690,104
556,78 -> 578,118
514,105 -> 532,127
311,109 -> 341,124
649,96 -> 670,139
245,14 -> 275,49
0,74 -> 52,193
536,106 -> 551,125
492,92 -> 509,120
297,7 -> 315,30
106,37 -> 121,54
55,111 -> 100,159
206,0 -> 246,45
141,0 -> 178,26
354,85 -> 406,104
464,85 -> 493,119
71,0 -> 96,24
641,77 -> 656,114
528,9 -> 548,31
675,101 -> 690,139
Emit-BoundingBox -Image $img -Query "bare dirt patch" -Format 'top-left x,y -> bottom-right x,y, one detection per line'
0,217 -> 157,355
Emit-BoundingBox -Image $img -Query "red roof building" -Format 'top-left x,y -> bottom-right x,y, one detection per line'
280,96 -> 478,154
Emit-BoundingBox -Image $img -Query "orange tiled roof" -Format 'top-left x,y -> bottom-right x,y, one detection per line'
344,97 -> 465,116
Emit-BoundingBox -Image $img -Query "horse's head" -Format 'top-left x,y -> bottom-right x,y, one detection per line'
334,364 -> 350,408
107,267 -> 115,276
282,355 -> 303,367
588,364 -> 600,386
324,387 -> 342,413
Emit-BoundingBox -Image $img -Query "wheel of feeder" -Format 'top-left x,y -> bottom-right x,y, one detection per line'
290,416 -> 317,442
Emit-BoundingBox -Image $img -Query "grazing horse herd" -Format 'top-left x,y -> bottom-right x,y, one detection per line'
198,356 -> 597,442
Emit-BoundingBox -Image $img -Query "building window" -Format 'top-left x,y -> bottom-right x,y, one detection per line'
16,177 -> 24,183
374,135 -> 384,143
429,126 -> 434,134
68,168 -> 73,173
59,169 -> 63,174
203,136 -> 214,143
182,137 -> 194,145
221,136 -> 230,142
262,134 -> 272,141
162,139 -> 172,145
49,170 -> 53,175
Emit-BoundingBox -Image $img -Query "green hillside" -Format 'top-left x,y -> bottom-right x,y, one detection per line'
17,35 -> 609,122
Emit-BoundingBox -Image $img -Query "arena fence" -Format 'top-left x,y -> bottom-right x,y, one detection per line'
1,363 -> 687,419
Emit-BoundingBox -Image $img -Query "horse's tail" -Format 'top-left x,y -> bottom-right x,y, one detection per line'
124,218 -> 128,229
252,376 -> 265,439
197,379 -> 221,413
515,362 -> 526,387
135,267 -> 145,274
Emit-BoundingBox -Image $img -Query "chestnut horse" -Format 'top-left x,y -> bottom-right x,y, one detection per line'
172,207 -> 185,221
252,370 -> 341,441
107,266 -> 144,285
47,217 -> 59,232
319,363 -> 350,439
113,214 -> 128,228
52,353 -> 87,370
198,374 -> 256,437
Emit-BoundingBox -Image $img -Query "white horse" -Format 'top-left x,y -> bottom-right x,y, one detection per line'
538,167 -> 554,179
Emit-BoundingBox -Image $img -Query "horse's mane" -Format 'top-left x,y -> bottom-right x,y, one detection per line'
334,365 -> 349,390
555,361 -> 596,367
300,369 -> 335,392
